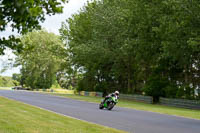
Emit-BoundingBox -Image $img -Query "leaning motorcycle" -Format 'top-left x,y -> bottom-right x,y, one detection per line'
99,96 -> 118,110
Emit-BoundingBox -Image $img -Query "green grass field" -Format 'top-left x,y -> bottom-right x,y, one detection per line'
0,97 -> 126,133
49,93 -> 200,120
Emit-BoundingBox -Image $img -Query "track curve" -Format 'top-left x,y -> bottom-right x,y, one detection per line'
0,90 -> 200,133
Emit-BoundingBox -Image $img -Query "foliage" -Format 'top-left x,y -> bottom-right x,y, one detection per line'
0,0 -> 68,54
57,73 -> 79,89
51,81 -> 62,89
0,76 -> 18,87
15,30 -> 66,89
142,75 -> 169,103
60,0 -> 200,100
12,73 -> 22,86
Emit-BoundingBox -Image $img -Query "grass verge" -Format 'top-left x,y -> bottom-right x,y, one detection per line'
49,93 -> 200,120
0,87 -> 11,90
0,97 -> 126,133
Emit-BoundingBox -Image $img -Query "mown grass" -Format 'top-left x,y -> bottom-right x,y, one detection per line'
0,97 -> 127,133
0,87 -> 12,90
50,93 -> 200,120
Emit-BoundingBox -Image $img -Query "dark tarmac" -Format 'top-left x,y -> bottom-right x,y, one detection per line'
1,90 -> 200,133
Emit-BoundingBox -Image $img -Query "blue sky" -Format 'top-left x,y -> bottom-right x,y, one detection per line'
0,0 -> 88,77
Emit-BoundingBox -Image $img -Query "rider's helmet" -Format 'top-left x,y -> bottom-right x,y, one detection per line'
115,91 -> 119,96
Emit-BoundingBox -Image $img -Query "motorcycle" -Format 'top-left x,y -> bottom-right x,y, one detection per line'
99,96 -> 118,110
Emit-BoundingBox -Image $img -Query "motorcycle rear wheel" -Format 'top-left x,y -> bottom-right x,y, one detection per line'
99,103 -> 104,109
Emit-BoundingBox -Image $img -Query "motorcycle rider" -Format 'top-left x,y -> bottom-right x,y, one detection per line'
102,91 -> 119,104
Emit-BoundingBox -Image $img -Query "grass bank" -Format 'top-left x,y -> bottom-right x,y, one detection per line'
49,93 -> 200,120
0,97 -> 126,133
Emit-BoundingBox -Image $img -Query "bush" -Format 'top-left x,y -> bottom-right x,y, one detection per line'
77,77 -> 96,92
176,86 -> 195,100
164,84 -> 178,98
0,76 -> 17,87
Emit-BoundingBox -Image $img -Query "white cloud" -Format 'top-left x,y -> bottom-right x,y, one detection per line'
0,23 -> 19,38
41,0 -> 88,34
0,48 -> 20,76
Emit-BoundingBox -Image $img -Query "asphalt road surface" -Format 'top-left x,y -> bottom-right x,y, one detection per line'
0,90 -> 200,133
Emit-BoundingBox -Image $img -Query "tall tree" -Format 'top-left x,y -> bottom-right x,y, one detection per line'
16,30 -> 66,89
60,0 -> 200,99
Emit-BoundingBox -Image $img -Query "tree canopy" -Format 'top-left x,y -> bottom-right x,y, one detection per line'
60,0 -> 200,100
0,0 -> 68,54
15,30 -> 66,89
7,0 -> 200,101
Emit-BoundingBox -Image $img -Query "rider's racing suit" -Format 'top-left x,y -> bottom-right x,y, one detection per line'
102,93 -> 119,104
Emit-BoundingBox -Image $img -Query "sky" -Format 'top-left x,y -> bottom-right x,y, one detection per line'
0,0 -> 88,77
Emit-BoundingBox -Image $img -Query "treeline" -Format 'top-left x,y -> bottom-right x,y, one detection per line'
59,0 -> 200,101
0,76 -> 18,87
14,0 -> 200,102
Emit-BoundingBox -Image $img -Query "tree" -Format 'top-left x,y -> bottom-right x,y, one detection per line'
60,0 -> 200,100
12,73 -> 22,86
16,30 -> 66,89
0,0 -> 68,54
0,76 -> 17,87
60,0 -> 139,93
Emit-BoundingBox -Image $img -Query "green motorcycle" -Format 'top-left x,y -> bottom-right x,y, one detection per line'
99,96 -> 118,110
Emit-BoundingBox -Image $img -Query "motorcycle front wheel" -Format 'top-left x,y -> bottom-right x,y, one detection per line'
108,103 -> 115,110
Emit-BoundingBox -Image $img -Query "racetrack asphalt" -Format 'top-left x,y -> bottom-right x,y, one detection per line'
0,90 -> 200,133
